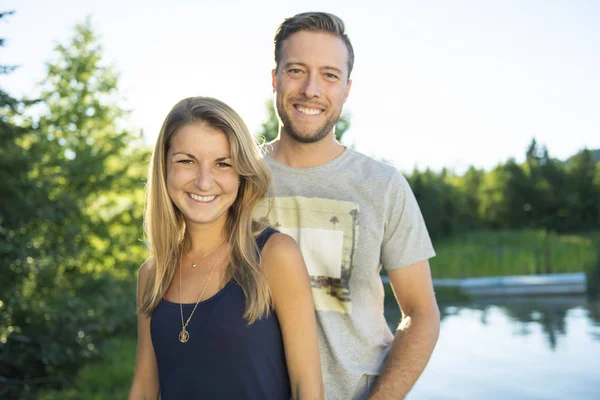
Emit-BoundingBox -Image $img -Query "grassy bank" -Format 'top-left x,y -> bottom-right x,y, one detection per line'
428,230 -> 599,279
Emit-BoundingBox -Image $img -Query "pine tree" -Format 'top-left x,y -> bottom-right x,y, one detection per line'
0,18 -> 149,397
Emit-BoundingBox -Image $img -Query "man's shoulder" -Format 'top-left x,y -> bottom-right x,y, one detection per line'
345,148 -> 405,180
346,148 -> 393,167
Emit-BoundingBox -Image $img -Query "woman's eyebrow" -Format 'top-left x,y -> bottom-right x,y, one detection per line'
171,152 -> 197,160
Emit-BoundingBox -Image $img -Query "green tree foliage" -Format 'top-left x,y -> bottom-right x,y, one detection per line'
0,11 -> 18,75
522,139 -> 568,230
255,100 -> 351,143
478,159 -> 531,229
401,140 -> 599,238
457,166 -> 485,230
0,18 -> 149,398
32,18 -> 149,275
567,149 -> 600,229
256,100 -> 280,143
0,10 -> 40,345
408,168 -> 465,240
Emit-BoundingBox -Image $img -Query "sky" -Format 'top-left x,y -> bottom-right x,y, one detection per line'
2,0 -> 599,173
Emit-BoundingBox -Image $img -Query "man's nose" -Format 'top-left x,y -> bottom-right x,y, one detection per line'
302,72 -> 321,98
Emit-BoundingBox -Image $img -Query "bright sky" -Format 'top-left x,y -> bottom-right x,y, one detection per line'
2,0 -> 599,173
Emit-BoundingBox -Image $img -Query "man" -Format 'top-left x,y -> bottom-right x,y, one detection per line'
255,11 -> 440,400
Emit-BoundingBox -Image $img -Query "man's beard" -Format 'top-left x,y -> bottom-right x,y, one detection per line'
276,99 -> 341,144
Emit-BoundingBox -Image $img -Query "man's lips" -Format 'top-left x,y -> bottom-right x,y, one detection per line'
294,104 -> 324,116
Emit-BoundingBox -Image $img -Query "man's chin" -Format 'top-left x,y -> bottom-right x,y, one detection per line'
288,130 -> 329,144
285,124 -> 333,144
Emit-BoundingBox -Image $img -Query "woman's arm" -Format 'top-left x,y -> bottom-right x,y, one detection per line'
262,233 -> 324,400
128,262 -> 161,400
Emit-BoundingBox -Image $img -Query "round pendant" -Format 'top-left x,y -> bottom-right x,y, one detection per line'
179,329 -> 190,343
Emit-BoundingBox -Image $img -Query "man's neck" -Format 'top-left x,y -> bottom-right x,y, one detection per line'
268,130 -> 345,168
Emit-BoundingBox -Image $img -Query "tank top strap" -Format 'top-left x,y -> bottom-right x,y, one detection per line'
256,227 -> 279,252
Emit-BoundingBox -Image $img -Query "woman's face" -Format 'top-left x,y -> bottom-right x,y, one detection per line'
166,122 -> 240,230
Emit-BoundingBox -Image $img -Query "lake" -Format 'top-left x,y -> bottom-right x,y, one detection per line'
384,295 -> 600,399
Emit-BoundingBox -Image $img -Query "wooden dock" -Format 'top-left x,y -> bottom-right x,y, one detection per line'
381,272 -> 587,296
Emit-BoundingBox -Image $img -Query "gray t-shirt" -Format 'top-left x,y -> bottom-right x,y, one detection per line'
255,148 -> 435,400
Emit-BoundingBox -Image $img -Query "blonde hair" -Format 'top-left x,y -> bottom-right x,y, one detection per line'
140,96 -> 272,324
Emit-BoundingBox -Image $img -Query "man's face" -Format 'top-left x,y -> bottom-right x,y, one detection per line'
272,30 -> 352,144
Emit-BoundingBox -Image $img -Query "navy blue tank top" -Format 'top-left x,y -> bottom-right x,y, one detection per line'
150,228 -> 290,399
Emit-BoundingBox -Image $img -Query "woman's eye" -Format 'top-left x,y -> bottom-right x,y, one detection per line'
177,159 -> 194,165
216,162 -> 232,168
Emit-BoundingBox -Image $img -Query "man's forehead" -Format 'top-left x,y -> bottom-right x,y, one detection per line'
280,31 -> 349,70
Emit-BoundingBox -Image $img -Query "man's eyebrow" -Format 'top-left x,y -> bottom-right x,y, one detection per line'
283,61 -> 308,69
321,66 -> 343,75
283,62 -> 343,75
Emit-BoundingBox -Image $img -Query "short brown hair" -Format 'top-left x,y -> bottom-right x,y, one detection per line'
274,12 -> 355,79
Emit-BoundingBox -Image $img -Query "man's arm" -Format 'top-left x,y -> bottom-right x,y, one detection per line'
368,259 -> 440,400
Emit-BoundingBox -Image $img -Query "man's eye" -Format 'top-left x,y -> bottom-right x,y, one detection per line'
288,69 -> 303,75
325,73 -> 339,80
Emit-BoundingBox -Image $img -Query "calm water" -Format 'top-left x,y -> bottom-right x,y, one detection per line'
384,296 -> 600,399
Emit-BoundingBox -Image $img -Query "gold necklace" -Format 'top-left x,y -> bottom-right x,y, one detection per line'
186,239 -> 226,268
178,245 -> 225,343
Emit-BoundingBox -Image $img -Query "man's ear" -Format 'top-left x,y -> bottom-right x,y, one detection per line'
344,79 -> 352,103
271,69 -> 277,93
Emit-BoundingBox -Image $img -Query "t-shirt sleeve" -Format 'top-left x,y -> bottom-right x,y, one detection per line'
381,171 -> 436,271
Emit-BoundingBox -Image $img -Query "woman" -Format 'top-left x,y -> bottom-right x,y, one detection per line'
128,97 -> 323,399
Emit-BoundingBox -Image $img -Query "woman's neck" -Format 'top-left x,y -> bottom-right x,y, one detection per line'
183,218 -> 228,257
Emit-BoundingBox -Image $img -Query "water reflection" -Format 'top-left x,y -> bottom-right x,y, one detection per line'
384,295 -> 600,399
452,296 -> 599,350
386,295 -> 600,351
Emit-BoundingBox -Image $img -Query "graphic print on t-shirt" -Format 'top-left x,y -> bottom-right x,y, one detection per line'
255,196 -> 359,313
